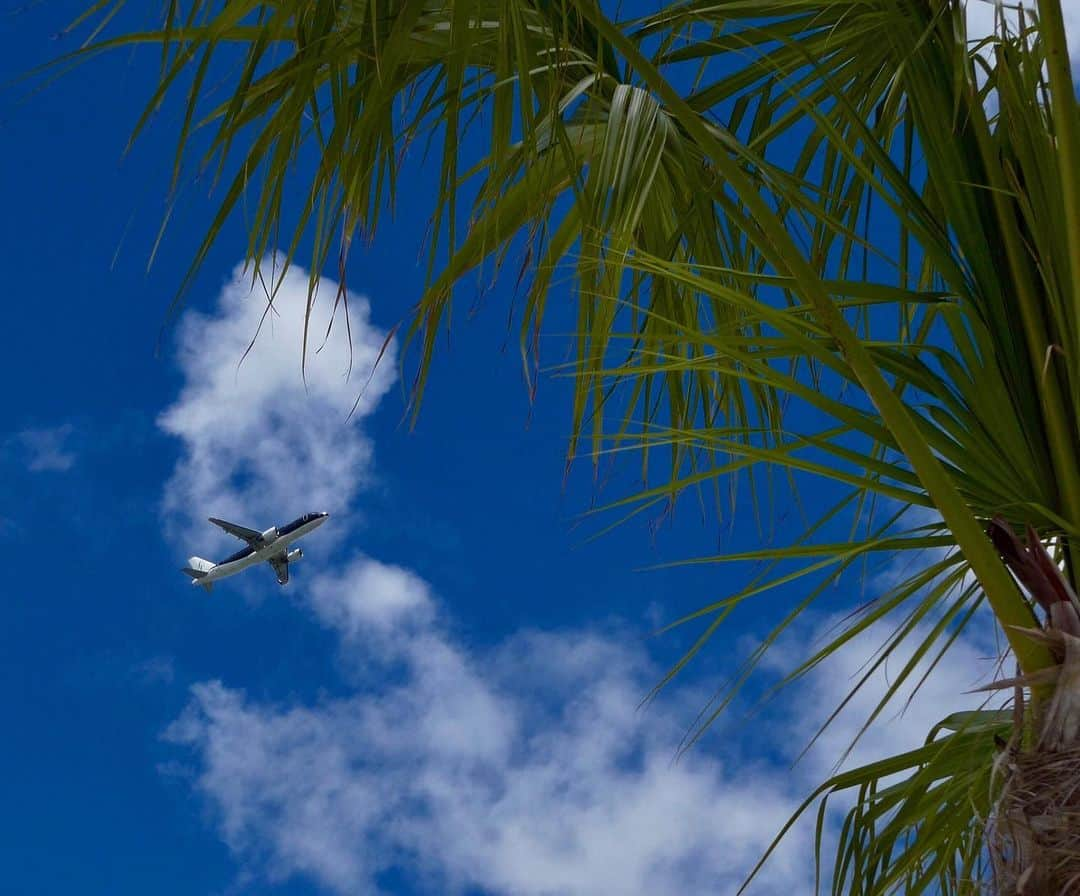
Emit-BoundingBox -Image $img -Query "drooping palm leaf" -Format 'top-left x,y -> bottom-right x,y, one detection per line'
745,707 -> 1011,895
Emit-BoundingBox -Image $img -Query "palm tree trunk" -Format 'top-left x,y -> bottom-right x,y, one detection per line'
988,520 -> 1080,894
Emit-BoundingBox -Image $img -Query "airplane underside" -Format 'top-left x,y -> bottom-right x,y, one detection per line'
180,513 -> 327,590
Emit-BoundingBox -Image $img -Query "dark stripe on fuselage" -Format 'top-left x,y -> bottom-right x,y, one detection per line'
277,512 -> 324,538
220,513 -> 321,564
222,544 -> 255,564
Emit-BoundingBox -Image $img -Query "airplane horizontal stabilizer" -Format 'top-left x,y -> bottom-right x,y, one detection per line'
182,556 -> 216,592
181,567 -> 214,592
185,556 -> 215,573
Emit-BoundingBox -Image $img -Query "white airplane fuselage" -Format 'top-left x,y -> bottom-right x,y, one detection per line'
192,512 -> 329,586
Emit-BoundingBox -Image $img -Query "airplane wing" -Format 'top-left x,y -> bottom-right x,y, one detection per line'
268,551 -> 289,586
208,517 -> 262,546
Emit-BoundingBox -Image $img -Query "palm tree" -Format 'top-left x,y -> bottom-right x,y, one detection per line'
69,0 -> 1080,891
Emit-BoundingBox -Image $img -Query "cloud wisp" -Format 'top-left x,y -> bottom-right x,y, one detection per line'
158,262 -> 998,895
13,423 -> 76,472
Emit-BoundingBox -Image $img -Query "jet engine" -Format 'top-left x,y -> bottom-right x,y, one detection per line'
260,526 -> 279,544
286,548 -> 303,563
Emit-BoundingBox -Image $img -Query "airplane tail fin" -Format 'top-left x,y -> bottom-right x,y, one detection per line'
182,557 -> 216,592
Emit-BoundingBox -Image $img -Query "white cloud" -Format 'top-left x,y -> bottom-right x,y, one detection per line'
15,424 -> 76,472
168,560 -> 816,896
306,556 -> 436,640
158,261 -> 1004,895
165,551 -> 1003,896
158,258 -> 395,537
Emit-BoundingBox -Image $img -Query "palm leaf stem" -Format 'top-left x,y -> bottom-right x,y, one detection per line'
962,78 -> 1080,579
1032,0 -> 1080,578
1039,0 -> 1080,341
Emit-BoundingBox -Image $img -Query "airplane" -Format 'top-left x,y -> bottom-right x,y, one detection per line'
181,511 -> 329,591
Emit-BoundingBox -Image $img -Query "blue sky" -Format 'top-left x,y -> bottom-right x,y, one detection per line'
4,3 -> 1070,895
